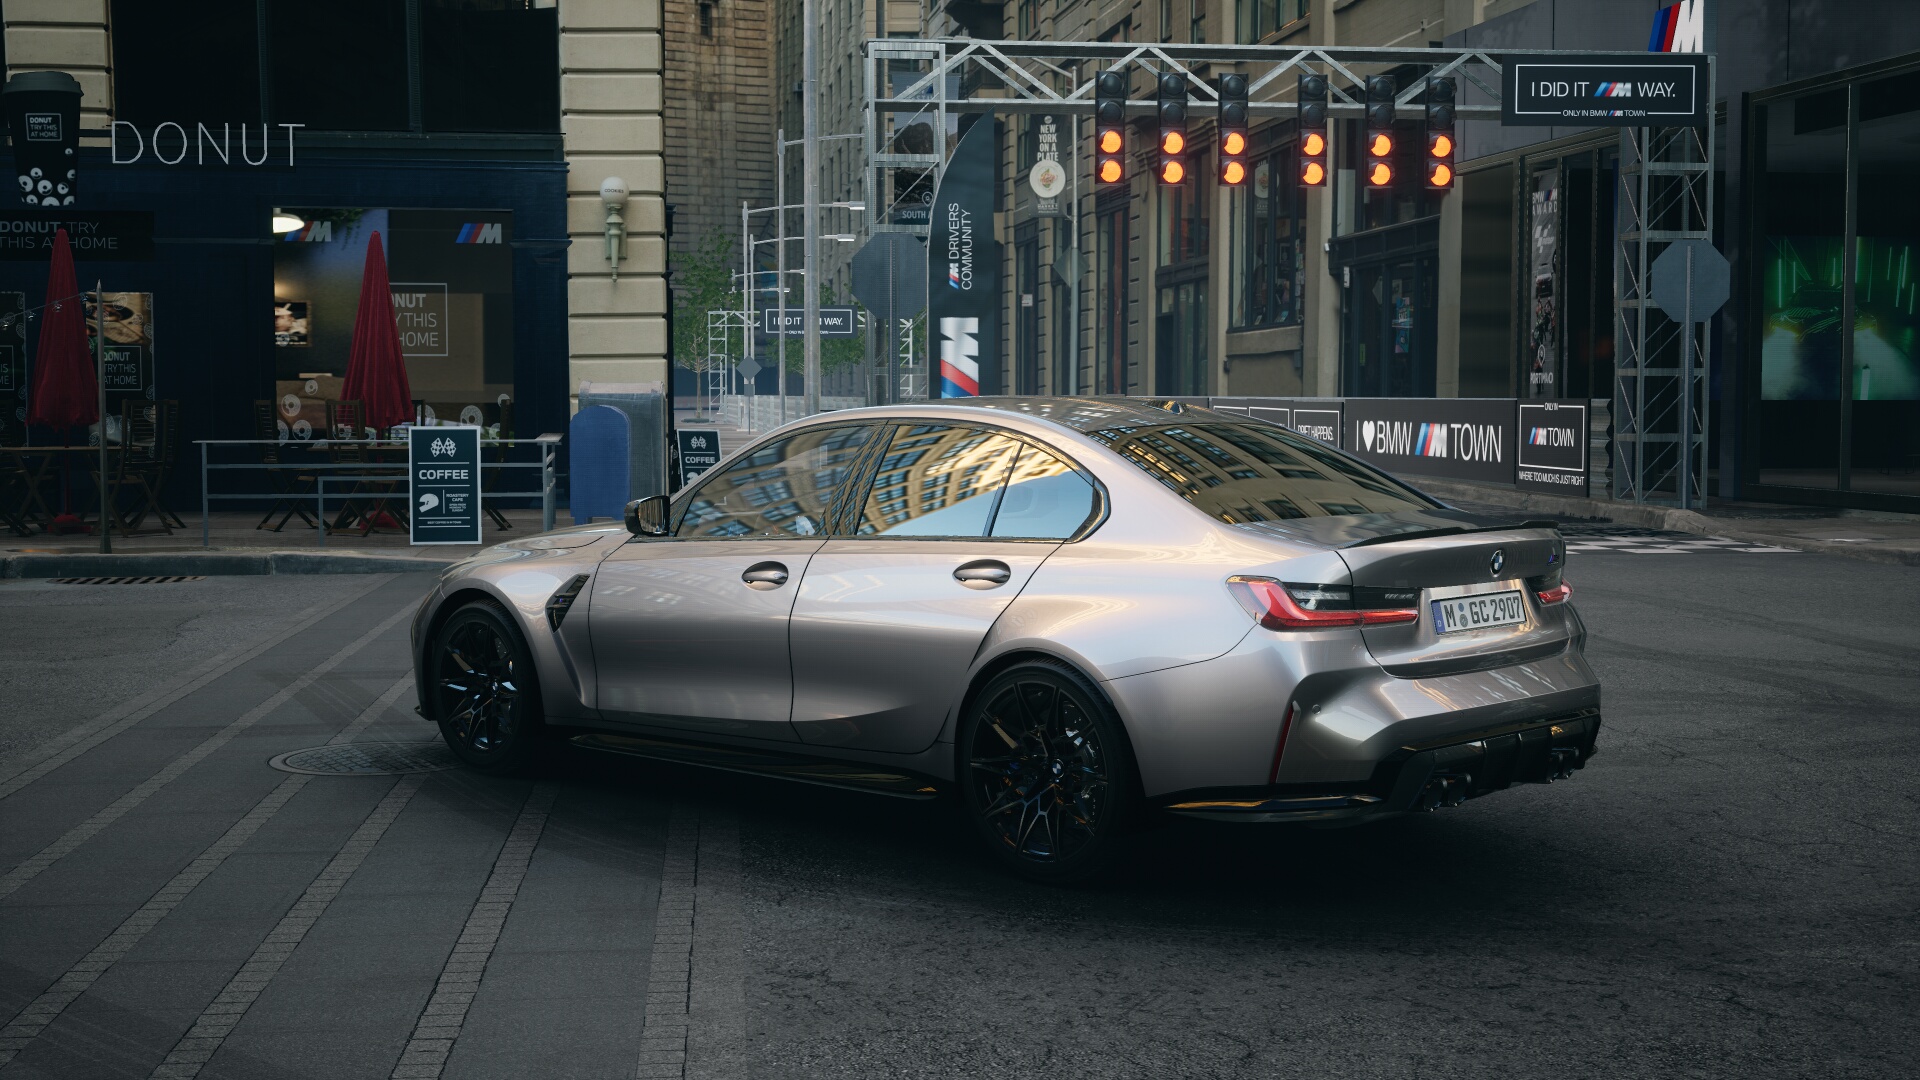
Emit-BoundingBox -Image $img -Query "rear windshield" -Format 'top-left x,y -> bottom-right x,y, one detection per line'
1085,419 -> 1439,524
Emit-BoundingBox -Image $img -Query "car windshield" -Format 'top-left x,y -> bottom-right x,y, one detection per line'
1085,419 -> 1439,524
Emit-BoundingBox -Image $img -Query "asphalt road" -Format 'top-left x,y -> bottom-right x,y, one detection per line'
0,540 -> 1915,1079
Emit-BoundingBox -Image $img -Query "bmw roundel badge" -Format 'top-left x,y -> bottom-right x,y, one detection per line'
1490,549 -> 1505,577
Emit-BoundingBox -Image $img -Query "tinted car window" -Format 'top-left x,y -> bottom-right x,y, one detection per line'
853,424 -> 1020,537
677,424 -> 874,538
990,445 -> 1098,540
1087,420 -> 1437,523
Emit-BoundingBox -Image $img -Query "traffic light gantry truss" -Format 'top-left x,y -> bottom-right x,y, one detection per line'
861,38 -> 1718,506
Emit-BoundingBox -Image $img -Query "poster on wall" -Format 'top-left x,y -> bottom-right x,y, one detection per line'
84,291 -> 154,400
1026,114 -> 1067,220
274,300 -> 310,346
1527,170 -> 1559,397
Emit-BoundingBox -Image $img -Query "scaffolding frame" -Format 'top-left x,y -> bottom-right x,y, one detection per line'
860,38 -> 1716,505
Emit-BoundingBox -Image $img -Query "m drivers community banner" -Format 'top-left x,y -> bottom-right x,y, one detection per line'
930,112 -> 1000,398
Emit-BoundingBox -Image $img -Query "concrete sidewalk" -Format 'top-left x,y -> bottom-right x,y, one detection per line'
1415,477 -> 1920,567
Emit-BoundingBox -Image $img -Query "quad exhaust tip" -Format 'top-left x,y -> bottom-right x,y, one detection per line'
1418,773 -> 1472,812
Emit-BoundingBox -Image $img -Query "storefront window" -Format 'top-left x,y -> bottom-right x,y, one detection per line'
1231,141 -> 1305,329
1754,67 -> 1920,502
273,209 -> 518,435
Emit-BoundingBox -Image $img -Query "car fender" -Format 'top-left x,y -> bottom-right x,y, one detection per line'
416,529 -> 623,722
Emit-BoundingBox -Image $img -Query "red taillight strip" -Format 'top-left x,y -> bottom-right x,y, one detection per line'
1537,580 -> 1572,605
1268,701 -> 1297,785
1228,577 -> 1418,630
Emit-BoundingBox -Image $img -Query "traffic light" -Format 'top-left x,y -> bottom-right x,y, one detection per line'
1157,72 -> 1188,185
1364,75 -> 1396,188
1298,73 -> 1328,187
1217,73 -> 1249,186
1095,70 -> 1127,186
1425,76 -> 1456,189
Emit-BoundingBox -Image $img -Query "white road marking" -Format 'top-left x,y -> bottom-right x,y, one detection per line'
389,783 -> 559,1080
0,575 -> 397,800
0,675 -> 417,1068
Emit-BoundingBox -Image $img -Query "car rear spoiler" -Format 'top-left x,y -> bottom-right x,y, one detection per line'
1340,519 -> 1561,549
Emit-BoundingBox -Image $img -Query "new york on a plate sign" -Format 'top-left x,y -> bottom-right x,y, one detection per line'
1502,53 -> 1709,127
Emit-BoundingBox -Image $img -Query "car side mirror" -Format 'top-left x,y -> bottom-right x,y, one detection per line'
624,495 -> 671,537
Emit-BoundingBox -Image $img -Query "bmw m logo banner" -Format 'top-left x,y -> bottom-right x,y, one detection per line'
410,424 -> 483,545
929,112 -> 1001,397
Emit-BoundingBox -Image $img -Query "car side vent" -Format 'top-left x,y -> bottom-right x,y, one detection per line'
545,574 -> 590,630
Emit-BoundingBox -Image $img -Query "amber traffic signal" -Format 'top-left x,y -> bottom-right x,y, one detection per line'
1095,70 -> 1127,186
1364,74 -> 1396,188
1298,73 -> 1328,187
1157,72 -> 1188,186
1217,73 -> 1248,186
1425,75 -> 1456,189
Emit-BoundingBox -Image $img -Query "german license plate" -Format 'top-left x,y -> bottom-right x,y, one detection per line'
1433,591 -> 1526,634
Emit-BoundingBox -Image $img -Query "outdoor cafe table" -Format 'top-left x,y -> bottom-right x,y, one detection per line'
0,445 -> 120,536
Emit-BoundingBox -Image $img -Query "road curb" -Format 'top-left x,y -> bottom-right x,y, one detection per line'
1,550 -> 457,578
1412,478 -> 1920,567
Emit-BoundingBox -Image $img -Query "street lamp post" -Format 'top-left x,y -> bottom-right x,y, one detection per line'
802,0 -> 821,417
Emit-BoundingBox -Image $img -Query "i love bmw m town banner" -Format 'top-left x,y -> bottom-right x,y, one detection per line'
930,112 -> 1001,398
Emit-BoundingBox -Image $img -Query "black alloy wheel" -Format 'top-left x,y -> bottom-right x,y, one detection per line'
959,660 -> 1137,883
432,601 -> 542,774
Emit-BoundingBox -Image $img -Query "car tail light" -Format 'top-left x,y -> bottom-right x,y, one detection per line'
1226,576 -> 1419,630
1536,580 -> 1572,605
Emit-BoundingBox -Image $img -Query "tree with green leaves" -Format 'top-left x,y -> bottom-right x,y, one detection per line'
669,229 -> 740,379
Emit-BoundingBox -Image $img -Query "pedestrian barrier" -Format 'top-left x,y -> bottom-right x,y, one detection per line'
194,434 -> 563,548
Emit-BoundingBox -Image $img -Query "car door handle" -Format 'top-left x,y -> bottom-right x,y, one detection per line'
954,560 -> 1012,588
741,562 -> 789,589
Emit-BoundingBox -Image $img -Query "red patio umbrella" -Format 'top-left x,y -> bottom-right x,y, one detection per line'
341,230 -> 413,434
26,227 -> 96,430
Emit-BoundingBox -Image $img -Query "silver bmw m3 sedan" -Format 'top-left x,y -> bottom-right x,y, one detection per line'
411,398 -> 1599,882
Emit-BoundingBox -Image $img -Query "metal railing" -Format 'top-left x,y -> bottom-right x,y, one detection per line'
195,435 -> 563,549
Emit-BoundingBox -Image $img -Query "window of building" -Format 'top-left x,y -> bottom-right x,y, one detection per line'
1231,137 -> 1305,329
422,0 -> 562,133
110,0 -> 263,125
1160,0 -> 1173,43
1097,200 -> 1132,393
1050,217 -> 1075,393
269,0 -> 411,132
1015,223 -> 1041,394
1158,160 -> 1210,266
1190,0 -> 1207,44
1751,66 -> 1920,502
1017,0 -> 1033,39
1237,0 -> 1306,43
700,3 -> 715,37
111,0 -> 559,135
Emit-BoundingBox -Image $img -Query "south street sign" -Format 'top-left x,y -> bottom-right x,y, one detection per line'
1502,53 -> 1709,127
761,307 -> 858,337
410,425 -> 482,545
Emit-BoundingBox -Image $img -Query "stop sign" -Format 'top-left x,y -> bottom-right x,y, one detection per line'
1649,239 -> 1730,323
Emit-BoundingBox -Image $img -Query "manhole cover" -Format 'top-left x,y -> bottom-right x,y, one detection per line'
269,741 -> 460,776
